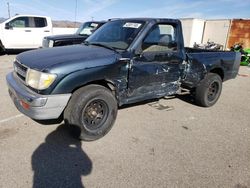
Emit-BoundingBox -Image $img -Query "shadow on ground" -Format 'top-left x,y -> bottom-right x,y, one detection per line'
176,93 -> 196,106
32,124 -> 92,188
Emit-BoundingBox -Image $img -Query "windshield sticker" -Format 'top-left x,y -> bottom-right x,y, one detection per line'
123,22 -> 142,28
90,23 -> 98,28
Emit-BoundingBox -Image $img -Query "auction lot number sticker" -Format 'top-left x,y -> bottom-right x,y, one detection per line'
123,22 -> 142,28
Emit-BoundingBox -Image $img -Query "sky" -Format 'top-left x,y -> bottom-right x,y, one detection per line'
0,0 -> 250,21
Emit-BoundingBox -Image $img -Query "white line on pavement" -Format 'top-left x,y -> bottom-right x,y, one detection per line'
0,114 -> 24,124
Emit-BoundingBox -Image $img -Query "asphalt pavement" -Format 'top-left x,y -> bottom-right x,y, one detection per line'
0,54 -> 250,188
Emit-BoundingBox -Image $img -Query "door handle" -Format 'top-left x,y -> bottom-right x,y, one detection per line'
44,30 -> 50,32
25,30 -> 31,32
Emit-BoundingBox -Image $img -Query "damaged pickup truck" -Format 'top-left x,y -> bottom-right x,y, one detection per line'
6,18 -> 240,141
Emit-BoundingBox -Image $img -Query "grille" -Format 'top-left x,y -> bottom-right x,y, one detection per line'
14,60 -> 28,81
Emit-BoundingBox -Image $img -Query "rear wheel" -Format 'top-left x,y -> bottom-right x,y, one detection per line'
64,85 -> 118,141
195,73 -> 222,107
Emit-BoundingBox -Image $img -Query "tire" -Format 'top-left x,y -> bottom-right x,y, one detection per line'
64,84 -> 118,141
0,40 -> 5,55
195,73 -> 222,107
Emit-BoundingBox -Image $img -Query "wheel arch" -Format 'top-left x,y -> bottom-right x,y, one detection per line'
209,67 -> 224,81
70,79 -> 121,106
0,39 -> 5,52
72,79 -> 117,94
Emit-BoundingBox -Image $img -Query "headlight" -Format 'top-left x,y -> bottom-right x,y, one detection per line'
26,69 -> 57,90
48,40 -> 54,47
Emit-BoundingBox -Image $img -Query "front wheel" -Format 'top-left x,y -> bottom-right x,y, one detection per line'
195,73 -> 222,107
0,41 -> 5,55
64,85 -> 118,141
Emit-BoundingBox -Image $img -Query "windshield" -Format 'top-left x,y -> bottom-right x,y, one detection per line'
86,20 -> 145,50
76,22 -> 100,36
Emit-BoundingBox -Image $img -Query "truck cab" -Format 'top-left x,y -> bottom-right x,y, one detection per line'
0,15 -> 52,50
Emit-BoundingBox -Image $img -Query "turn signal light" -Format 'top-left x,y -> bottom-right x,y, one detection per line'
20,100 -> 30,110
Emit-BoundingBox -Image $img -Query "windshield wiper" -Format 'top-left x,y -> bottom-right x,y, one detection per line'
79,34 -> 89,37
89,42 -> 117,52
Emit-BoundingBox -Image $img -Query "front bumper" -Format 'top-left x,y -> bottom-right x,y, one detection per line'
6,72 -> 71,120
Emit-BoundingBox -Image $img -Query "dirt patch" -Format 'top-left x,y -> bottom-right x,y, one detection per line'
0,128 -> 18,140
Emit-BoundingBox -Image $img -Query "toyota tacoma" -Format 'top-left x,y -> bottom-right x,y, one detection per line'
6,18 -> 240,141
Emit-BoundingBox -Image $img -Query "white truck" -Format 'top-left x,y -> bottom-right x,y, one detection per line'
0,14 -> 75,52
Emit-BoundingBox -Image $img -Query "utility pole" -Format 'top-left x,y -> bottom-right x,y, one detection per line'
7,2 -> 10,18
74,0 -> 78,27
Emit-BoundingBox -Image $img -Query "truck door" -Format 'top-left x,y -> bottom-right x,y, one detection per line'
31,17 -> 52,48
3,16 -> 34,48
128,23 -> 184,100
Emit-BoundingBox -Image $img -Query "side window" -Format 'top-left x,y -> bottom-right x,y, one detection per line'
79,23 -> 99,35
142,24 -> 177,52
34,17 -> 47,28
9,17 -> 29,28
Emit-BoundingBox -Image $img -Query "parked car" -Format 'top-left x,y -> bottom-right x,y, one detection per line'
0,15 -> 54,51
42,21 -> 106,48
6,18 -> 240,141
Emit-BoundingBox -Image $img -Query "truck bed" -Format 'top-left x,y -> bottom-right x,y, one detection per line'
182,47 -> 241,88
185,47 -> 224,53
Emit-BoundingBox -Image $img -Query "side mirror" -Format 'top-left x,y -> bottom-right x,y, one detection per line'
5,23 -> 13,30
133,49 -> 143,58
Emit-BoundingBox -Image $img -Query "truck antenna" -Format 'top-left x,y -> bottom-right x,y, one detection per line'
7,2 -> 10,18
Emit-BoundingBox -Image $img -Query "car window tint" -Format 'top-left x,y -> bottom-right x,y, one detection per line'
34,17 -> 47,27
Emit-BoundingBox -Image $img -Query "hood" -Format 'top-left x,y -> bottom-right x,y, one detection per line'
45,34 -> 87,41
16,45 -> 120,73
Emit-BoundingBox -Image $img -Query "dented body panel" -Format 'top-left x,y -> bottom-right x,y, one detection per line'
126,51 -> 182,104
183,48 -> 241,88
